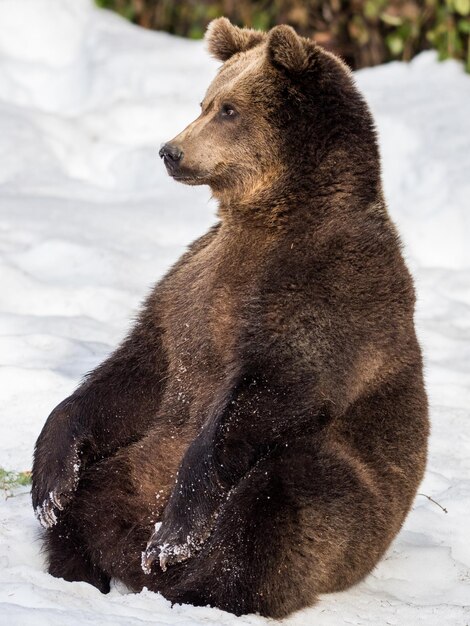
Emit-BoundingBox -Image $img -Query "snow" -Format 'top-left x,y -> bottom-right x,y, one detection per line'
0,0 -> 469,623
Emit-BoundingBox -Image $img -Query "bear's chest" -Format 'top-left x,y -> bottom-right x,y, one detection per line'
159,229 -> 264,420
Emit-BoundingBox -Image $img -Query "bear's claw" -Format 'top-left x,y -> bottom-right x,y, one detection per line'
162,541 -> 194,571
142,521 -> 209,573
34,490 -> 69,528
142,538 -> 194,573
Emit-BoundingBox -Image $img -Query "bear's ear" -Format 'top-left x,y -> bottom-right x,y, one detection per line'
205,17 -> 265,62
267,25 -> 309,74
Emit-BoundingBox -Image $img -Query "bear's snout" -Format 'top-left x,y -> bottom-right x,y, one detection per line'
159,143 -> 183,173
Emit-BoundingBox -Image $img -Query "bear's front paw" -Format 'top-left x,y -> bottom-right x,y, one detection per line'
32,444 -> 82,529
142,522 -> 210,573
32,398 -> 89,528
34,488 -> 70,528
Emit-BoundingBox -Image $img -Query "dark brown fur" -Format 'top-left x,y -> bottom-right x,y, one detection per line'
32,18 -> 428,619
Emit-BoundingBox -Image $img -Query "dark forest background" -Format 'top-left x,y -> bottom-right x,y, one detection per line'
95,0 -> 470,71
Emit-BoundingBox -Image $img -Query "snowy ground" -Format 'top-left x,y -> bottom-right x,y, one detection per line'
0,0 -> 469,624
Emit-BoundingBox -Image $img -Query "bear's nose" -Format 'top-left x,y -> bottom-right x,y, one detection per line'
159,143 -> 183,163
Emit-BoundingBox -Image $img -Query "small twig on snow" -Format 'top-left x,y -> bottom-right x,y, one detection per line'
417,493 -> 448,514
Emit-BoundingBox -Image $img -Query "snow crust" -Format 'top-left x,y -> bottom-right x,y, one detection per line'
0,1 -> 469,623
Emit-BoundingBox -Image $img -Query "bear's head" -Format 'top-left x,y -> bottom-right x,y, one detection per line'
160,18 -> 381,216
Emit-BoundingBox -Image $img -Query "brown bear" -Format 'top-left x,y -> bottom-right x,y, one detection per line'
31,18 -> 429,619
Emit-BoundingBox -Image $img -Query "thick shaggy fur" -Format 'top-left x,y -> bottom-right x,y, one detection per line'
32,18 -> 429,619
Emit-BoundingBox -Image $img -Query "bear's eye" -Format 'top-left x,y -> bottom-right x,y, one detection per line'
220,103 -> 237,118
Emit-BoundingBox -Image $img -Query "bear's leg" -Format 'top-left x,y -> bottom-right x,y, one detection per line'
156,437 -> 398,618
44,426 -> 192,592
44,431 -> 404,617
33,225 -> 220,530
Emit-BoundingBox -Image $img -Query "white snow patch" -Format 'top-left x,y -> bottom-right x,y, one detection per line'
0,0 -> 469,624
